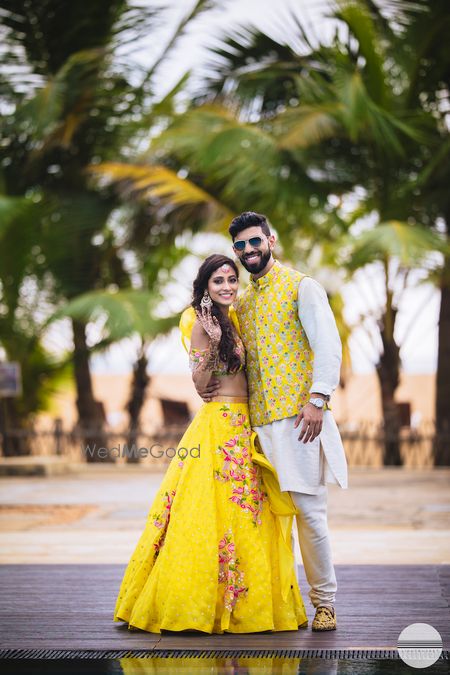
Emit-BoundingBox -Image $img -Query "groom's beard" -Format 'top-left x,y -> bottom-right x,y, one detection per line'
240,247 -> 272,274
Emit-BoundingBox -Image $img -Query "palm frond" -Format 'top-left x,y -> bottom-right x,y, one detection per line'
45,289 -> 179,345
202,26 -> 305,110
0,195 -> 31,238
335,0 -> 387,105
140,0 -> 216,87
274,104 -> 342,149
88,161 -> 233,231
347,221 -> 448,269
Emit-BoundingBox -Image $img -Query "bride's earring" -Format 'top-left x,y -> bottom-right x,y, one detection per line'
200,289 -> 213,309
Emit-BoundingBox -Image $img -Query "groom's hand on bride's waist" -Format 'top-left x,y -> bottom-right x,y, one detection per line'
294,404 -> 324,443
195,377 -> 221,402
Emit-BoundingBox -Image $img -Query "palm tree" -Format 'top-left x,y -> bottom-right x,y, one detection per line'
0,194 -> 74,455
0,0 -> 214,457
390,0 -> 450,462
125,0 -> 447,464
46,288 -> 180,461
59,0 -> 448,463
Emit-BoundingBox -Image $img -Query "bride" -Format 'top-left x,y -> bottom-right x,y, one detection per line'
113,254 -> 308,634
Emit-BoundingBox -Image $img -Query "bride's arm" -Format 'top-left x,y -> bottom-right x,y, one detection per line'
189,320 -> 220,391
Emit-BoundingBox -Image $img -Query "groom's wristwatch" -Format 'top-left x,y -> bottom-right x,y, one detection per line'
309,397 -> 326,409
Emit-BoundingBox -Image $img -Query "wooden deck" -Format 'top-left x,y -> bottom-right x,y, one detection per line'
0,564 -> 449,654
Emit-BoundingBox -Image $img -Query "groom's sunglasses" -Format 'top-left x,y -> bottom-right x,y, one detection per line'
233,236 -> 264,252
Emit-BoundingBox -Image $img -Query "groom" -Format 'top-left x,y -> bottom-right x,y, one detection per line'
197,211 -> 348,631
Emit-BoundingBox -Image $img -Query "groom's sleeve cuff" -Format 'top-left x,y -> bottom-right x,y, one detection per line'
310,381 -> 333,397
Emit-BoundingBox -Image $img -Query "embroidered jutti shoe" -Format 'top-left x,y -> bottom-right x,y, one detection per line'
311,606 -> 336,631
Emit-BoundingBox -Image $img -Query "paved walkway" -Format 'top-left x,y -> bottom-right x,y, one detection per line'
0,467 -> 449,564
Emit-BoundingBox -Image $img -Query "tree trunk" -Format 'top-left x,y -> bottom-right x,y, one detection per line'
0,398 -> 34,456
125,348 -> 150,464
72,319 -> 113,462
435,259 -> 450,465
376,312 -> 402,466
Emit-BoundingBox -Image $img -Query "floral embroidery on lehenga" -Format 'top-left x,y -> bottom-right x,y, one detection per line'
218,528 -> 248,611
151,489 -> 176,557
113,396 -> 309,633
214,405 -> 268,526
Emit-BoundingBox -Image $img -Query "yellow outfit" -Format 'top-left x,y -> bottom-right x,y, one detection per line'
113,307 -> 307,634
235,260 -> 314,426
119,655 -> 302,673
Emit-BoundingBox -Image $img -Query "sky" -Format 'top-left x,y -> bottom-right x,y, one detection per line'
43,0 -> 441,376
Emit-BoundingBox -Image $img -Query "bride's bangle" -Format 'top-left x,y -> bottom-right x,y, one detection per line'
189,345 -> 220,372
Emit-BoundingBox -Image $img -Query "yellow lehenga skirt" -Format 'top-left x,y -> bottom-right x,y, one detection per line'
113,399 -> 307,634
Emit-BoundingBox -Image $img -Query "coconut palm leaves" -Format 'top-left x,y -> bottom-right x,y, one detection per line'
0,0 -> 217,456
92,101 -> 334,246
88,161 -> 234,232
126,0 -> 447,463
346,221 -> 447,270
46,290 -> 178,350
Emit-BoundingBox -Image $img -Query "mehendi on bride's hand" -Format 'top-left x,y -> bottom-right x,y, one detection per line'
195,307 -> 222,346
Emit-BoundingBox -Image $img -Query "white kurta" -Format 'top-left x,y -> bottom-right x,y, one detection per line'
253,276 -> 348,495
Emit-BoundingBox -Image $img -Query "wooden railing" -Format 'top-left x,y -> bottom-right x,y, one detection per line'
0,419 -> 448,468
